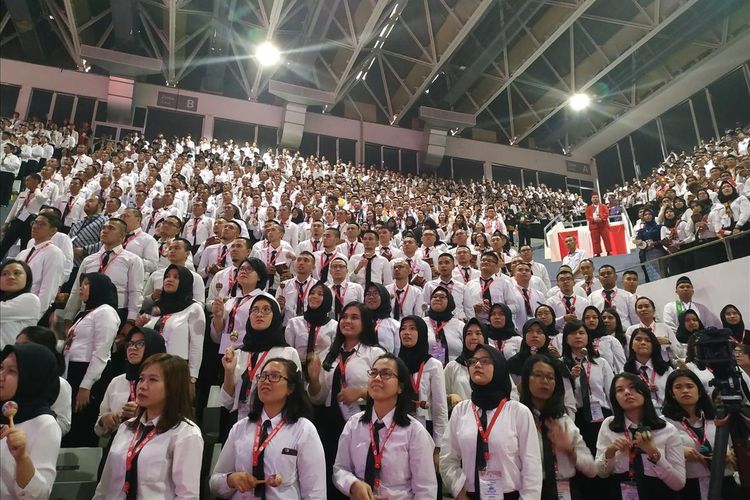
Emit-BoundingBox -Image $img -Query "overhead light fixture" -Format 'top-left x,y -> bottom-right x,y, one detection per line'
255,41 -> 281,67
509,136 -> 519,145
568,93 -> 591,111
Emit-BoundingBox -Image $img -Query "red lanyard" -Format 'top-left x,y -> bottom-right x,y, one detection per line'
480,278 -> 493,297
296,280 -> 313,304
22,191 -> 34,208
252,418 -> 286,467
319,252 -> 336,272
226,295 -> 254,333
348,242 -> 356,257
123,424 -> 158,492
128,381 -> 136,402
25,241 -> 52,264
334,282 -> 349,305
306,322 -> 321,350
430,319 -> 446,341
394,286 -> 409,311
338,352 -> 353,387
681,418 -> 708,447
244,351 -> 270,401
266,246 -> 280,266
99,249 -> 122,273
471,399 -> 508,462
154,314 -> 172,334
638,365 -> 659,403
410,362 -> 425,394
562,294 -> 576,314
369,420 -> 398,487
624,430 -> 637,480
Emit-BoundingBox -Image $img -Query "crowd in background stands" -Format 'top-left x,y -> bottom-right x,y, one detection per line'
0,113 -> 749,499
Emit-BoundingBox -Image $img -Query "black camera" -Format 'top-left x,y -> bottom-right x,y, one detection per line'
695,327 -> 737,382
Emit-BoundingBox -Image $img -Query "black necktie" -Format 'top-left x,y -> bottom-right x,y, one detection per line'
629,426 -> 645,479
24,246 -> 36,263
99,250 -> 113,271
365,255 -> 374,285
334,284 -> 343,320
604,289 -> 614,307
320,252 -> 332,282
331,350 -> 354,416
268,250 -> 277,288
481,278 -> 493,302
463,267 -> 471,282
313,240 -> 320,251
253,420 -> 272,499
578,356 -> 593,422
296,281 -> 306,315
219,244 -> 228,265
63,195 -> 74,219
393,289 -> 403,320
124,424 -> 155,500
474,409 -> 488,494
564,296 -> 573,314
365,421 -> 386,488
522,287 -> 533,316
540,418 -> 559,500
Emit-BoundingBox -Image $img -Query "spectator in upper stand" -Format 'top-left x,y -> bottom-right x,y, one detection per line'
561,235 -> 587,278
519,244 -> 551,291
662,276 -> 720,333
573,259 -> 601,297
585,193 -> 613,257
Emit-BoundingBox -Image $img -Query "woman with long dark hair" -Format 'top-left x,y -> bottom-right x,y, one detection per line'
210,358 -> 327,499
486,303 -> 521,358
601,307 -> 628,347
220,295 -> 301,424
0,343 -> 62,499
721,304 -> 749,345
306,302 -> 386,500
333,354 -> 438,498
95,354 -> 204,499
662,369 -> 739,500
623,328 -> 673,414
595,373 -> 685,498
585,305 -> 626,372
16,326 -> 72,436
364,282 -> 400,354
95,328 -> 166,438
139,264 -> 205,381
0,260 -> 40,348
285,282 -> 336,371
519,355 -> 597,500
63,272 -> 120,447
441,344 -> 542,498
425,286 -> 465,366
398,316 -> 448,462
445,319 -> 489,410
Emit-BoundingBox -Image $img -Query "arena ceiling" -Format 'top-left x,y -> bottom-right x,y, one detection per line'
2,0 -> 749,156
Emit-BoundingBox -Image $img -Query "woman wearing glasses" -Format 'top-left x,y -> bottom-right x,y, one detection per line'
441,344 -> 542,499
425,286 -> 465,366
364,282 -> 401,354
210,358 -> 327,499
306,302 -> 386,500
444,319 -> 489,410
95,327 -> 166,438
220,295 -> 301,425
333,353 -> 438,499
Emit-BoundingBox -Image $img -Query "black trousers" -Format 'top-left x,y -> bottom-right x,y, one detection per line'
0,217 -> 32,259
0,171 -> 14,206
62,361 -> 106,447
518,226 -> 532,248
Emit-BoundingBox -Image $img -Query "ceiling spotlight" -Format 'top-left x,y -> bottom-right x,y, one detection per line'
569,93 -> 591,111
255,41 -> 281,67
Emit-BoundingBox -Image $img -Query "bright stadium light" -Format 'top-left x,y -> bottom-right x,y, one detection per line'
569,93 -> 591,111
256,41 -> 281,67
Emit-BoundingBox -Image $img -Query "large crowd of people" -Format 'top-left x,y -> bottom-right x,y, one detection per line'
0,114 -> 749,499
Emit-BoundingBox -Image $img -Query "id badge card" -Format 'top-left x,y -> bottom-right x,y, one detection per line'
589,401 -> 605,422
699,476 -> 709,500
619,481 -> 639,500
430,344 -> 446,363
478,470 -> 503,500
556,479 -> 572,500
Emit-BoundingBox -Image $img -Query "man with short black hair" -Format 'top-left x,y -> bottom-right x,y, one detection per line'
349,229 -> 392,286
0,173 -> 49,257
589,264 -> 638,328
121,207 -> 159,274
561,235 -> 587,278
662,276 -> 721,333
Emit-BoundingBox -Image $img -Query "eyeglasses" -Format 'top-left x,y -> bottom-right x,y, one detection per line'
250,306 -> 274,315
238,266 -> 255,274
466,357 -> 493,368
255,372 -> 288,383
364,291 -> 381,298
431,295 -> 449,300
530,372 -> 556,382
127,340 -> 146,349
367,368 -> 396,380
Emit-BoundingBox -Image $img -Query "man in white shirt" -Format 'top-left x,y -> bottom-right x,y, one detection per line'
386,258 -> 425,320
16,212 -> 66,318
573,259 -> 602,297
0,143 -> 21,206
328,256 -> 364,320
662,276 -> 721,333
348,229 -> 393,286
1,173 -> 49,258
463,251 -> 512,323
401,235 -> 431,287
251,221 -> 295,294
39,164 -> 60,204
589,264 -> 638,328
121,207 -> 159,275
26,206 -> 74,284
312,227 -> 346,282
519,245 -> 551,291
276,252 -> 318,326
182,200 -> 213,252
507,261 -> 547,330
208,237 -> 252,301
452,245 -> 479,285
336,223 -> 364,258
376,226 -> 403,261
56,177 -> 86,231
546,269 -> 590,330
297,220 -> 325,254
417,229 -> 444,277
278,205 -> 300,249
560,236 -> 587,278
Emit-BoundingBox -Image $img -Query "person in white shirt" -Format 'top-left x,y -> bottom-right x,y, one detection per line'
561,235 -> 588,278
95,327 -> 166,438
519,245 -> 551,291
626,296 -> 683,362
276,252 -> 318,327
422,253 -> 467,321
452,245 -> 480,285
284,281 -> 337,369
573,259 -> 601,297
364,282 -> 400,354
15,212 -> 65,317
252,222 -> 295,294
62,272 -> 120,447
400,234 -> 432,286
143,239 -> 206,310
328,256 -> 364,320
623,328 -> 674,415
1,173 -> 49,258
348,229 -> 393,287
0,260 -> 41,348
441,343 -> 543,498
137,265 -> 205,382
312,227 -> 347,282
425,286 -> 465,366
546,269 -> 590,330
333,353 -> 438,499
386,258 -> 424,320
518,354 -> 598,499
337,223 -> 365,258
94,354 -> 204,500
0,343 -> 62,500
0,143 -> 21,206
594,372 -> 685,496
207,237 -> 252,302
589,264 -> 638,328
121,208 -> 159,275
661,276 -> 720,333
210,357 -> 327,499
27,205 -> 74,283
507,261 -> 547,330
306,302 -> 387,498
181,200 -> 213,252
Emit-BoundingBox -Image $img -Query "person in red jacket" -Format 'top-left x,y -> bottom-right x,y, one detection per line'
585,193 -> 612,257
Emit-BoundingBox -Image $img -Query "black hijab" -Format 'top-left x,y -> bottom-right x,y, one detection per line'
506,318 -> 551,375
456,318 -> 489,366
487,303 -> 517,342
0,344 -> 60,425
242,295 -> 288,352
535,304 -> 559,337
154,264 -> 194,315
469,344 -> 512,410
721,304 -> 749,344
426,285 -> 455,323
717,181 -> 739,204
397,316 -> 431,373
675,309 -> 704,344
366,282 -> 392,320
302,282 -> 333,327
124,327 -> 167,382
82,272 -> 118,311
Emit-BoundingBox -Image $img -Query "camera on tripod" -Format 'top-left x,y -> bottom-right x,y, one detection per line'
695,327 -> 740,385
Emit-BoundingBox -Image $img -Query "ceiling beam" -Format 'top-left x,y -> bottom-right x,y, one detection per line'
62,0 -> 84,68
515,0 -> 699,143
392,0 -> 495,123
250,0 -> 287,96
471,0 -> 597,120
166,0 -> 177,83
